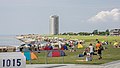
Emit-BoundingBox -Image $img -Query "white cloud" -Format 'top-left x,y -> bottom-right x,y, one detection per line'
88,8 -> 120,22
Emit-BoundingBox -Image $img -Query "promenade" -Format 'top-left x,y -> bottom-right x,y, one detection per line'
26,60 -> 120,68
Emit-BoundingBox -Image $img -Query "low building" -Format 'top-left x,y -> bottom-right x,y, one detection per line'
110,29 -> 120,36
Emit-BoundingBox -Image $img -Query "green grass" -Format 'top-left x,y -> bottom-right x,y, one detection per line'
27,35 -> 120,65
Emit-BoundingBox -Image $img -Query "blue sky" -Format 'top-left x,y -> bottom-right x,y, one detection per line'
0,0 -> 120,35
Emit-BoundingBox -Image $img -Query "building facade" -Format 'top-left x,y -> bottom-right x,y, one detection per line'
49,15 -> 59,35
110,29 -> 120,36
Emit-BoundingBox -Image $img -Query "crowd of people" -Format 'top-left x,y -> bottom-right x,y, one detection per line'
16,35 -> 120,61
81,40 -> 104,61
81,39 -> 120,61
18,37 -> 84,52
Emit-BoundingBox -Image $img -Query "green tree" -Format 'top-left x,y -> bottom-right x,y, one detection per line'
99,31 -> 106,35
92,30 -> 98,35
105,29 -> 109,35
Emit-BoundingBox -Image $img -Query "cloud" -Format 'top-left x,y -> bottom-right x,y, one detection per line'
88,8 -> 120,22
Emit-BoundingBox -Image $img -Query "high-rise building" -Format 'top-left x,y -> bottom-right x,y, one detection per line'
49,15 -> 59,35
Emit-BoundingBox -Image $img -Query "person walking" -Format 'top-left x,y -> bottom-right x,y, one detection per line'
96,41 -> 103,60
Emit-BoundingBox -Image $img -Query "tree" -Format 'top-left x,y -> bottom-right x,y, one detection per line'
92,30 -> 98,35
105,29 -> 109,35
99,31 -> 106,35
62,33 -> 67,35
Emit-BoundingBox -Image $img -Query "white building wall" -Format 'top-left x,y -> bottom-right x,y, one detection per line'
49,15 -> 59,35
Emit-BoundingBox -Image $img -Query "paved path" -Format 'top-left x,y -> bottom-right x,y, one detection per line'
26,60 -> 120,68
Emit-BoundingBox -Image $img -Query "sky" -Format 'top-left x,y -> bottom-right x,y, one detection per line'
0,0 -> 120,35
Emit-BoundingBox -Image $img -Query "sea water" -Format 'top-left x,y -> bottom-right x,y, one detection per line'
0,35 -> 21,46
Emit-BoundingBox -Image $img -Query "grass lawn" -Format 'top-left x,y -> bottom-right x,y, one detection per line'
27,35 -> 120,65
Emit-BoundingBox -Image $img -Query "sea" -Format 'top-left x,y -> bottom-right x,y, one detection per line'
0,35 -> 21,47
